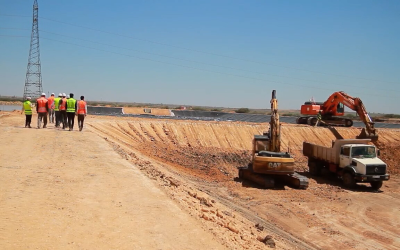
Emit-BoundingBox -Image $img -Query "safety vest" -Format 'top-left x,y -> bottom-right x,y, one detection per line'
23,101 -> 32,115
59,98 -> 67,111
67,98 -> 77,112
37,97 -> 48,113
77,100 -> 87,114
47,96 -> 55,109
54,97 -> 61,111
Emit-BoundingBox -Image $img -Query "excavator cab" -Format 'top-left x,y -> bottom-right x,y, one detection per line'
336,103 -> 345,115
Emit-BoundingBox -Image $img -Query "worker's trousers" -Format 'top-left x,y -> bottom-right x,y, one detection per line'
60,111 -> 67,129
25,115 -> 32,128
37,112 -> 47,128
67,112 -> 75,130
77,114 -> 85,131
55,111 -> 60,127
49,109 -> 55,123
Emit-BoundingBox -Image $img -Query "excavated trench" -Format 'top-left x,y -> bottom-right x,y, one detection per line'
87,117 -> 400,250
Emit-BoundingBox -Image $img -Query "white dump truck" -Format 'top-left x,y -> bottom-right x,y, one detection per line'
303,139 -> 390,190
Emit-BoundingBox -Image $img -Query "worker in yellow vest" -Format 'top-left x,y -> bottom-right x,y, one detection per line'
54,93 -> 62,128
66,93 -> 77,131
21,96 -> 33,128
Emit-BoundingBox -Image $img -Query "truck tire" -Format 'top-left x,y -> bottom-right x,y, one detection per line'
309,161 -> 321,176
343,172 -> 356,189
370,181 -> 383,190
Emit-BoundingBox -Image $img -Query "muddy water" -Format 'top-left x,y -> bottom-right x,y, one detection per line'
0,105 -> 21,111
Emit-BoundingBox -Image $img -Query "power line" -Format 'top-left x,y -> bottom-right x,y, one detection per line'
35,36 -> 400,99
1,32 -> 398,99
1,27 -> 398,94
1,13 -> 398,85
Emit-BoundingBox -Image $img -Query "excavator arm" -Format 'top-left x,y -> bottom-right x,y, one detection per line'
269,90 -> 280,152
321,91 -> 376,137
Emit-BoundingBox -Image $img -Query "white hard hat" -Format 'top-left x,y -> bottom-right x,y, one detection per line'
27,96 -> 31,100
58,93 -> 62,96
67,95 -> 70,98
62,93 -> 66,97
41,93 -> 46,96
51,93 -> 55,96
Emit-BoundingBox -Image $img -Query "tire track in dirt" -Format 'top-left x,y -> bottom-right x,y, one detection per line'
127,122 -> 147,142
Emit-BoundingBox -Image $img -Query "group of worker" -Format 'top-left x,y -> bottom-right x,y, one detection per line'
22,92 -> 87,131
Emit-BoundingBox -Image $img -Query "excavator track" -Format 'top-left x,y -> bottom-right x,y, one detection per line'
279,172 -> 309,189
297,116 -> 353,127
238,166 -> 309,189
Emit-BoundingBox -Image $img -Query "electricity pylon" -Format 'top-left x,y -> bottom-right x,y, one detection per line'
23,0 -> 43,100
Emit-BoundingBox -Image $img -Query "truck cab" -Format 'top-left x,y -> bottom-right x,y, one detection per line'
339,144 -> 389,187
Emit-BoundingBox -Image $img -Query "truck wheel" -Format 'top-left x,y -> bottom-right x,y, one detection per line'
343,172 -> 356,189
370,181 -> 383,190
309,162 -> 321,176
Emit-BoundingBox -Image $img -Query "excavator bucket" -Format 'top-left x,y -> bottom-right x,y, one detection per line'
356,128 -> 378,142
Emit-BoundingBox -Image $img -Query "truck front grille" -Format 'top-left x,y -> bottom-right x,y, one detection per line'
366,165 -> 386,175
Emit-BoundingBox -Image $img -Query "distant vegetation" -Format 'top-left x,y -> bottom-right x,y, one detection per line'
0,96 -> 23,102
2,95 -> 400,120
235,108 -> 250,113
383,114 -> 400,118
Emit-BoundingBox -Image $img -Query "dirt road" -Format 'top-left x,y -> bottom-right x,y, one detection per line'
0,113 -> 226,249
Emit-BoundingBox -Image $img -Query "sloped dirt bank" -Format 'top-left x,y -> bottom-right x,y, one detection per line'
87,117 -> 400,250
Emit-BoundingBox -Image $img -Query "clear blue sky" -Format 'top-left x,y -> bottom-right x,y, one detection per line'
1,0 -> 399,113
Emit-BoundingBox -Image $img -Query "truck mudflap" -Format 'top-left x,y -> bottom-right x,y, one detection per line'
354,174 -> 390,182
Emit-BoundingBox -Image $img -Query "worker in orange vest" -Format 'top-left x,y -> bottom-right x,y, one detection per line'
59,93 -> 68,129
76,95 -> 87,131
47,93 -> 55,123
36,93 -> 49,129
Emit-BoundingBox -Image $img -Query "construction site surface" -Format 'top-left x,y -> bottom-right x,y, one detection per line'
1,109 -> 400,249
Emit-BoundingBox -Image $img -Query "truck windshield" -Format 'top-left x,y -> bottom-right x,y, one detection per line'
351,146 -> 376,158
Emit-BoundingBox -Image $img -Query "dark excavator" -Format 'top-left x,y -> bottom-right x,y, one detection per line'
238,90 -> 309,189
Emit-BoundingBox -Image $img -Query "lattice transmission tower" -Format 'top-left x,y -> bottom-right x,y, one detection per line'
23,0 -> 43,100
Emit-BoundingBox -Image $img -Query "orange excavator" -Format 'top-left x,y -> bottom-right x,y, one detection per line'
296,91 -> 378,141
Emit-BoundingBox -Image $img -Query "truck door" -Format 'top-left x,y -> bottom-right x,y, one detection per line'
339,146 -> 351,168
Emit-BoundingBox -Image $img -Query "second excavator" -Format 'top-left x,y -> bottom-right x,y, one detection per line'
296,91 -> 378,141
238,90 -> 309,189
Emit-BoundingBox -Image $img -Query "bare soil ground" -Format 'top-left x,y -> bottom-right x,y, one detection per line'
1,111 -> 400,249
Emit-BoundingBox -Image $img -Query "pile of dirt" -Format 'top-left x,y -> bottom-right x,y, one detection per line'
374,143 -> 400,175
